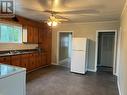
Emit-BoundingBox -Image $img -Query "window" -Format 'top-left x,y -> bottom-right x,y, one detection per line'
0,23 -> 22,43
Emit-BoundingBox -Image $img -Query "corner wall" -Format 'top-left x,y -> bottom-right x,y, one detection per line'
118,1 -> 127,95
52,21 -> 120,70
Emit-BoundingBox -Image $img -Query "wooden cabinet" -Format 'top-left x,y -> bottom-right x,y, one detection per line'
38,28 -> 46,44
20,54 -> 29,70
38,53 -> 47,67
1,15 -> 52,72
11,55 -> 21,66
9,53 -> 48,72
38,53 -> 42,67
33,28 -> 38,44
29,53 -> 40,70
0,52 -> 50,72
38,25 -> 52,65
34,53 -> 39,68
29,54 -> 35,71
0,56 -> 11,65
27,26 -> 33,43
46,52 -> 51,65
27,26 -> 38,44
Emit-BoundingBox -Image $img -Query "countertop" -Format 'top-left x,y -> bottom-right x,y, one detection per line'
0,49 -> 40,57
0,64 -> 26,79
0,51 -> 35,57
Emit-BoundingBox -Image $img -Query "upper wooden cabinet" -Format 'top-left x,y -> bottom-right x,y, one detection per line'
27,26 -> 33,43
0,56 -> 11,65
38,28 -> 46,44
33,28 -> 39,44
27,26 -> 38,44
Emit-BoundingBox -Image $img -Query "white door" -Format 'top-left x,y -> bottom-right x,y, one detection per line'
71,51 -> 86,74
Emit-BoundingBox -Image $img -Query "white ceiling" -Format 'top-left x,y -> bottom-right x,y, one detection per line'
15,0 -> 125,23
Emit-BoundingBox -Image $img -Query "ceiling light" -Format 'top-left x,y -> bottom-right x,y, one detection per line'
47,21 -> 58,26
47,15 -> 59,27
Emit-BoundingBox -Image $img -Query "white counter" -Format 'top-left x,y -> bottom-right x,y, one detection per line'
0,64 -> 26,79
0,64 -> 26,95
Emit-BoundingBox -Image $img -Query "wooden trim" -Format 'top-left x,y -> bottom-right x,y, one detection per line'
56,31 -> 73,65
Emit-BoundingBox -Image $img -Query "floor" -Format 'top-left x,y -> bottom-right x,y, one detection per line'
59,58 -> 71,68
97,66 -> 113,74
27,65 -> 119,95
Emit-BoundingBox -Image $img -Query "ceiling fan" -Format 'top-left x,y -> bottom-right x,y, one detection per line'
45,11 -> 69,26
17,1 -> 100,26
42,9 -> 99,26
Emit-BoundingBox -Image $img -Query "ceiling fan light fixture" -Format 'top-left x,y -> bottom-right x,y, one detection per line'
47,16 -> 59,26
47,21 -> 58,26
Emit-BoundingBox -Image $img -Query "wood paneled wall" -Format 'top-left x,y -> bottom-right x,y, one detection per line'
1,16 -> 52,65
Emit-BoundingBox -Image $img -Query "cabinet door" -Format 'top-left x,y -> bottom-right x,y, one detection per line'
27,26 -> 33,43
34,28 -> 39,44
21,54 -> 29,70
39,53 -> 47,67
38,53 -> 42,67
34,53 -> 39,68
29,54 -> 35,70
38,28 -> 46,44
0,56 -> 11,65
27,26 -> 38,44
11,55 -> 21,67
46,51 -> 51,65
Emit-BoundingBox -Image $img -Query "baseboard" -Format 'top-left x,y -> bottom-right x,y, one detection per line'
59,58 -> 69,64
51,63 -> 58,65
117,79 -> 122,95
27,65 -> 50,73
114,72 -> 118,76
87,69 -> 97,72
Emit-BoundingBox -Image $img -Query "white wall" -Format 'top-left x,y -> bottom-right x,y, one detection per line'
118,1 -> 127,95
52,21 -> 120,70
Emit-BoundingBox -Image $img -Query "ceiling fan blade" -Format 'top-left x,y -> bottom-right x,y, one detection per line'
17,7 -> 99,15
57,19 -> 68,21
55,14 -> 69,20
57,9 -> 99,14
43,10 -> 60,14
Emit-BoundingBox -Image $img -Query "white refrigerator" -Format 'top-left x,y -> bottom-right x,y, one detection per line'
71,38 -> 89,74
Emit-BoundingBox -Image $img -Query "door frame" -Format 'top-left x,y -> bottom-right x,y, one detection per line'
56,31 -> 73,65
95,30 -> 118,75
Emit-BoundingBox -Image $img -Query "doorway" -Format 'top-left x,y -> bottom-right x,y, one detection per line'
95,30 -> 117,74
58,32 -> 72,68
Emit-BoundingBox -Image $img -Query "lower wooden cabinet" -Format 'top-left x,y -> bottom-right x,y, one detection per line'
0,52 -> 49,72
0,56 -> 11,65
29,54 -> 36,71
34,53 -> 39,68
11,55 -> 21,66
20,54 -> 29,71
41,53 -> 47,66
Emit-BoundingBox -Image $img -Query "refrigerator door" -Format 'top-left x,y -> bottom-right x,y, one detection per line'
71,50 -> 87,74
72,38 -> 87,51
